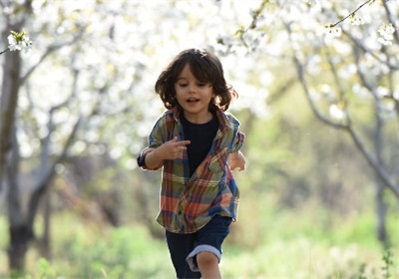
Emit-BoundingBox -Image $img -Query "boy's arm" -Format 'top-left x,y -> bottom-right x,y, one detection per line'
140,137 -> 191,170
137,147 -> 160,170
228,151 -> 246,171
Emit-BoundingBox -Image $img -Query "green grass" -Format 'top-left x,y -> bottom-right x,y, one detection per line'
223,239 -> 396,278
0,201 -> 397,278
220,195 -> 399,278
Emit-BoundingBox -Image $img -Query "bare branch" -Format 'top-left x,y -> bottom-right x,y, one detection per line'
325,47 -> 347,103
28,116 -> 82,228
0,48 -> 9,55
346,126 -> 399,198
284,21 -> 348,129
352,44 -> 377,94
20,27 -> 86,85
351,47 -> 399,196
36,61 -> 81,186
327,0 -> 375,28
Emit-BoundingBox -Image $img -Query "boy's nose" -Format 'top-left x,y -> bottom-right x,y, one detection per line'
188,85 -> 196,93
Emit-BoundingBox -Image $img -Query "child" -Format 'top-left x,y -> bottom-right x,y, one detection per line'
137,48 -> 246,279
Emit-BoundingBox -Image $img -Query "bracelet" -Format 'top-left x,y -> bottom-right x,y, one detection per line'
137,152 -> 147,167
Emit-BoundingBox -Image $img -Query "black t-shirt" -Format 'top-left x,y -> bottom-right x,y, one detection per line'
181,114 -> 219,176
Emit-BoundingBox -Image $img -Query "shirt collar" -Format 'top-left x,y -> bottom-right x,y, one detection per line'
169,107 -> 228,126
167,107 -> 236,140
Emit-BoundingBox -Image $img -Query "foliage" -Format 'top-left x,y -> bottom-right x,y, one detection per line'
1,0 -> 398,274
220,0 -> 399,197
0,202 -> 397,278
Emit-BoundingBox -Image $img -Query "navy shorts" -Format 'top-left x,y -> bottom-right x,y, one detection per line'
165,215 -> 232,279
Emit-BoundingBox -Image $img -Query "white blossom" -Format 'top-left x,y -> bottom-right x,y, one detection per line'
350,14 -> 363,26
305,0 -> 317,6
7,31 -> 33,53
329,104 -> 347,120
324,26 -> 342,38
377,23 -> 395,46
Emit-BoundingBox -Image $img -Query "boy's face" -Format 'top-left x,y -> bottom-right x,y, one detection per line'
174,64 -> 215,123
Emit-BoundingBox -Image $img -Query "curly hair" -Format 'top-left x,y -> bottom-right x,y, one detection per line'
155,48 -> 238,112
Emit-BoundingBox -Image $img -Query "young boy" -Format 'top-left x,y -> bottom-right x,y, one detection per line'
137,48 -> 245,279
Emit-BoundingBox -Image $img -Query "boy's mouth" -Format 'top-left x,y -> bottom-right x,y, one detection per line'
186,98 -> 199,103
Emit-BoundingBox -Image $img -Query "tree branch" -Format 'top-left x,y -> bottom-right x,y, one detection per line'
284,21 -> 348,129
342,29 -> 399,71
0,48 -> 9,55
27,116 -> 82,228
327,0 -> 375,28
345,126 -> 399,198
284,20 -> 399,199
352,42 -> 377,94
325,46 -> 347,104
20,27 -> 86,85
27,63 -> 82,228
235,0 -> 272,49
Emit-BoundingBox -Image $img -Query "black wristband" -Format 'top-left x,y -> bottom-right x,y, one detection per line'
137,152 -> 147,167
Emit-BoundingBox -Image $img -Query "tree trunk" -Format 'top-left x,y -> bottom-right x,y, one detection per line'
374,103 -> 389,248
7,224 -> 34,271
6,126 -> 33,272
38,188 -> 52,260
1,16 -> 27,272
0,26 -> 23,192
376,179 -> 388,247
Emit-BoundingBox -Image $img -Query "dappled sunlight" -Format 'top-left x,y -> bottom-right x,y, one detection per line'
1,0 -> 398,277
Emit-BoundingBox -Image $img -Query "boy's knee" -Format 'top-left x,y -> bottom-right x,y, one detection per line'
197,251 -> 218,268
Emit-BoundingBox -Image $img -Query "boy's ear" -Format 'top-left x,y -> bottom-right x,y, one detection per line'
212,94 -> 217,104
212,90 -> 217,98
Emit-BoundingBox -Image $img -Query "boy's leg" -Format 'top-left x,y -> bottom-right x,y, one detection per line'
165,230 -> 201,279
197,251 -> 221,279
186,215 -> 232,278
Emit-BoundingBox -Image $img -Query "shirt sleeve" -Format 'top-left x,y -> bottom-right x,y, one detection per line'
148,116 -> 167,149
226,113 -> 245,153
231,130 -> 245,153
139,114 -> 168,170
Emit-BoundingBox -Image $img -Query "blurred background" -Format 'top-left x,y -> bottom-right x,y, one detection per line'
0,0 -> 398,278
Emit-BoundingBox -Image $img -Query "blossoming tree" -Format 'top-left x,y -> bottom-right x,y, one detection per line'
1,0 -> 397,274
217,0 -> 398,246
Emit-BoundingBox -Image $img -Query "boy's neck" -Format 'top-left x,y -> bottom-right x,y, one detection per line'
183,111 -> 213,124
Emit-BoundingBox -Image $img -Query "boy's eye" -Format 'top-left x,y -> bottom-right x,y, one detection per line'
176,82 -> 208,88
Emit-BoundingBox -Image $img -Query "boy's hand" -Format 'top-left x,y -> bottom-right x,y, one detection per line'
229,151 -> 246,171
144,137 -> 190,169
156,136 -> 191,160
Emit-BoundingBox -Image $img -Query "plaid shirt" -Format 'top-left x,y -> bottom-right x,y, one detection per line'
141,107 -> 245,233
